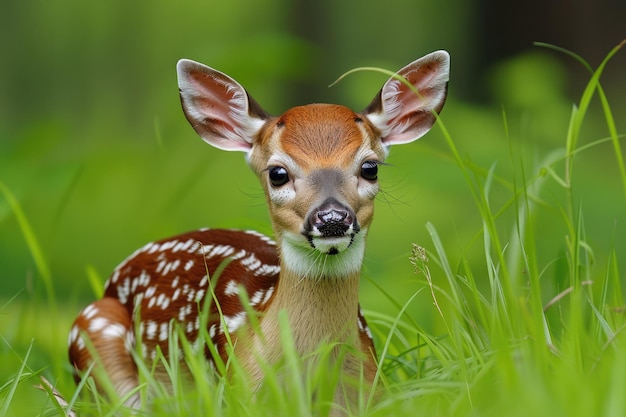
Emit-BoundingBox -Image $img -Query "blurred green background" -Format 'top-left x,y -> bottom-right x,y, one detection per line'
1,0 -> 625,379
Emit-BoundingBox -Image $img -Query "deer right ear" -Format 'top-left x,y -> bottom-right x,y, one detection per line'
364,51 -> 450,147
177,59 -> 269,152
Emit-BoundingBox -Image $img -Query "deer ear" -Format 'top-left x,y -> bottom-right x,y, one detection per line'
364,51 -> 450,147
177,59 -> 269,152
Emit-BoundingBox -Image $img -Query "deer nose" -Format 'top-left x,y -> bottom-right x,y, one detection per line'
306,198 -> 359,237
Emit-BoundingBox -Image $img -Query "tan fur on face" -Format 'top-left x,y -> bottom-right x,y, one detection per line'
248,104 -> 385,249
276,105 -> 365,168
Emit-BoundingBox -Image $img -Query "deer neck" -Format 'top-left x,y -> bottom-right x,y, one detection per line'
235,265 -> 361,391
236,260 -> 362,383
266,265 -> 361,350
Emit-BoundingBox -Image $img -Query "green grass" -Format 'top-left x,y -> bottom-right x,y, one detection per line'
2,42 -> 626,416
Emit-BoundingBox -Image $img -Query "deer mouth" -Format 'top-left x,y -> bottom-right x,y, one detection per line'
302,198 -> 360,255
307,233 -> 356,255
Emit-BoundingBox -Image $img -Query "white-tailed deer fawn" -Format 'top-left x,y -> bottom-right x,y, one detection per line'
68,51 -> 450,413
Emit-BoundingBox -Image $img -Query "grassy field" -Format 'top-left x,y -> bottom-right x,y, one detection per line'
2,43 -> 626,416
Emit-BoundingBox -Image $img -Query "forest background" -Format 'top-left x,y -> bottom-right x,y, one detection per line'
1,0 -> 625,415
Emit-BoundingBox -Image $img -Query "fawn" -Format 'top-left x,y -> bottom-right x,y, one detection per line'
68,50 -> 450,414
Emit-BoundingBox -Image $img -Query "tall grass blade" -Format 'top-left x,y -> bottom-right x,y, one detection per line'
0,338 -> 34,416
86,264 -> 105,298
537,40 -> 626,196
0,180 -> 54,300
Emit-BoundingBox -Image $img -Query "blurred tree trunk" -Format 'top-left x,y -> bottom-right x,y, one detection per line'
286,0 -> 336,106
474,0 -> 626,99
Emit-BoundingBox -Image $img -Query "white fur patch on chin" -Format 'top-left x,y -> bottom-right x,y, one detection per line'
310,235 -> 353,255
280,231 -> 367,279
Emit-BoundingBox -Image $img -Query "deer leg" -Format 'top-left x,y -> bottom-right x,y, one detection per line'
68,297 -> 140,408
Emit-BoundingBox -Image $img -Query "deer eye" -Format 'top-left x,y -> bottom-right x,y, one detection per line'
268,166 -> 290,187
360,160 -> 378,181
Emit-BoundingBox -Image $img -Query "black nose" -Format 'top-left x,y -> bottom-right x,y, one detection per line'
306,198 -> 359,237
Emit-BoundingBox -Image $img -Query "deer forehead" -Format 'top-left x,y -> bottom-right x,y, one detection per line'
257,104 -> 384,171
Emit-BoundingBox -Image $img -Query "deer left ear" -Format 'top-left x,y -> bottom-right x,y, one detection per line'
364,51 -> 450,146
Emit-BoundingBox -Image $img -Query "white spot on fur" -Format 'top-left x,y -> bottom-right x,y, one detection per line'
156,293 -> 171,310
76,336 -> 85,351
163,259 -> 181,275
156,260 -> 167,274
255,264 -> 280,276
88,317 -> 110,333
139,271 -> 151,286
131,277 -> 140,292
178,304 -> 192,322
250,289 -> 265,306
147,242 -> 160,254
364,325 -> 373,340
224,312 -> 247,333
101,323 -> 127,339
243,230 -> 276,245
224,280 -> 239,296
262,286 -> 274,304
145,286 -> 156,298
68,326 -> 79,345
231,249 -> 248,260
180,239 -> 195,252
159,322 -> 169,341
160,240 -> 178,252
241,254 -> 262,271
358,307 -> 374,340
81,304 -> 98,320
133,293 -> 144,314
202,244 -> 235,259
145,321 -> 158,340
117,278 -> 131,305
125,330 -> 135,349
